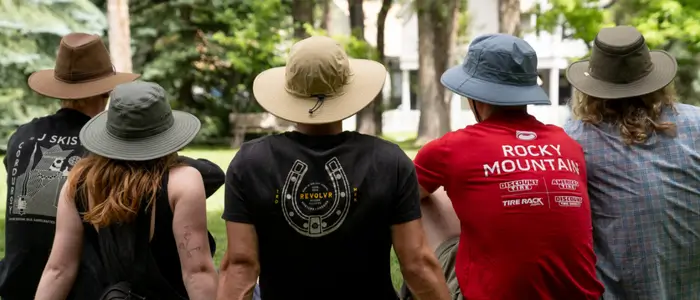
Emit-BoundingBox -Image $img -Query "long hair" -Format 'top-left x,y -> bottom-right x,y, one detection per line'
65,153 -> 180,228
570,85 -> 678,145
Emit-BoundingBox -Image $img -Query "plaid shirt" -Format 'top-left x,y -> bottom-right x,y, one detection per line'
564,103 -> 700,300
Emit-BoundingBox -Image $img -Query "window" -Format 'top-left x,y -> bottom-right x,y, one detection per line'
520,13 -> 534,33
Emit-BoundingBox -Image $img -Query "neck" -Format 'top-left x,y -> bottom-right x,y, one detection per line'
61,97 -> 106,117
62,106 -> 102,118
295,122 -> 343,135
476,103 -> 528,121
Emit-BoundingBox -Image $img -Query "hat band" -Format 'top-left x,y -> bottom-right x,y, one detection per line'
283,85 -> 346,99
464,62 -> 537,86
106,113 -> 174,139
587,42 -> 653,84
54,66 -> 116,84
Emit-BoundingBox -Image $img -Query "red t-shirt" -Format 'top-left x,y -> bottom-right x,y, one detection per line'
414,112 -> 604,300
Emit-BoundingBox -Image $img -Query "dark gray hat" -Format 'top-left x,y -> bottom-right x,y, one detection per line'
79,81 -> 201,161
441,33 -> 550,106
567,26 -> 677,99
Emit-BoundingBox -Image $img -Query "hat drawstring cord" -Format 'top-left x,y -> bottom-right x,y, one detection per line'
309,95 -> 326,114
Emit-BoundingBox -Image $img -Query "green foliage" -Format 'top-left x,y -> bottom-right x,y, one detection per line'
305,25 -> 379,61
0,0 -> 106,150
535,0 -> 613,45
128,0 -> 292,144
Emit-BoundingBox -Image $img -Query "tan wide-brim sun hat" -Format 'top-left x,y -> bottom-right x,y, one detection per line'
566,26 -> 677,100
253,36 -> 387,124
28,33 -> 140,100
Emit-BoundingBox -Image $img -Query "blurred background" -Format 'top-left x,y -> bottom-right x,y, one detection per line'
1,0 -> 699,150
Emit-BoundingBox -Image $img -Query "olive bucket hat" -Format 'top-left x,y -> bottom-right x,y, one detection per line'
79,81 -> 201,161
566,26 -> 678,99
440,33 -> 550,106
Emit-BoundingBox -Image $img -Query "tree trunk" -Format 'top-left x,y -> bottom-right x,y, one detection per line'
292,0 -> 314,39
499,0 -> 521,36
415,0 -> 460,146
371,0 -> 392,136
107,0 -> 132,73
319,0 -> 332,31
348,0 -> 377,135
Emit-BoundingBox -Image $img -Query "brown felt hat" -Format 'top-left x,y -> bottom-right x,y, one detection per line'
253,36 -> 387,124
566,26 -> 678,99
28,33 -> 140,100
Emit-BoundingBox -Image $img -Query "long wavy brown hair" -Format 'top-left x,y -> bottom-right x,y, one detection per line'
65,153 -> 180,228
571,85 -> 678,145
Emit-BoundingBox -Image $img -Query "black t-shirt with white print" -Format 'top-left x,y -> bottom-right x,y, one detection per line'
0,108 -> 90,299
223,131 -> 421,300
0,108 -> 227,299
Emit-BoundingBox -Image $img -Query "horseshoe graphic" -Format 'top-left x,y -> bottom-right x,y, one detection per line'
281,158 -> 352,237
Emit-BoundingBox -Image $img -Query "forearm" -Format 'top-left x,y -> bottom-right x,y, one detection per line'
184,270 -> 218,300
34,266 -> 78,300
216,263 -> 258,300
402,253 -> 451,300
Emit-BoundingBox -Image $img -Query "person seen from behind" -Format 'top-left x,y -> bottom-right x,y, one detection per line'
413,33 -> 605,299
0,33 -> 140,300
0,33 -> 224,300
564,25 -> 700,299
216,36 -> 450,300
34,81 -> 217,299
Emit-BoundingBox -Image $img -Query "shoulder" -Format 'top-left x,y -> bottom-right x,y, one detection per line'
233,136 -> 272,162
6,118 -> 40,146
672,103 -> 700,125
561,117 -> 588,142
415,130 -> 465,158
169,165 -> 204,194
359,133 -> 402,152
355,133 -> 411,163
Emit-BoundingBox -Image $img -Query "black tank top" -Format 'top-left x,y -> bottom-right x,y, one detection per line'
149,172 -> 188,296
78,172 -> 187,297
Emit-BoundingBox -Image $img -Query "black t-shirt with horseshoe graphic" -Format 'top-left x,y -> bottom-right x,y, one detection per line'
223,131 -> 421,300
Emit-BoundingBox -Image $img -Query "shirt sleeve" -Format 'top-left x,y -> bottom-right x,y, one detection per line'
413,137 -> 449,193
178,156 -> 225,198
391,147 -> 422,225
222,149 -> 254,224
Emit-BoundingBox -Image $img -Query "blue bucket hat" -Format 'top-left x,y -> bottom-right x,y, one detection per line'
441,34 -> 550,106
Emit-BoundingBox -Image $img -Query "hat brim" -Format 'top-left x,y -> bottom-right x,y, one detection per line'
253,59 -> 387,124
79,110 -> 201,161
440,65 -> 551,106
28,70 -> 141,100
566,50 -> 678,99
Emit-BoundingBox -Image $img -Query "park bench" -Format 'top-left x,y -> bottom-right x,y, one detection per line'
229,112 -> 295,148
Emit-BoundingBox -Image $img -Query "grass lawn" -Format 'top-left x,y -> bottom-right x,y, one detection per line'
0,146 -> 419,291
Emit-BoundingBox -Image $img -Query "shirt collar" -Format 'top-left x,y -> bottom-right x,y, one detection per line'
55,108 -> 92,125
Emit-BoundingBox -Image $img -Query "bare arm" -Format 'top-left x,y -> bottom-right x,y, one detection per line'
392,220 -> 451,300
419,187 -> 461,251
34,185 -> 84,300
419,185 -> 431,200
217,222 -> 259,300
171,167 -> 218,300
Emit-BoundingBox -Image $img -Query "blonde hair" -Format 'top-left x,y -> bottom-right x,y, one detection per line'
570,85 -> 677,145
65,153 -> 180,227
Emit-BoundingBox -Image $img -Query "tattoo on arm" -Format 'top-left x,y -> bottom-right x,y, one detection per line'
177,225 -> 203,258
